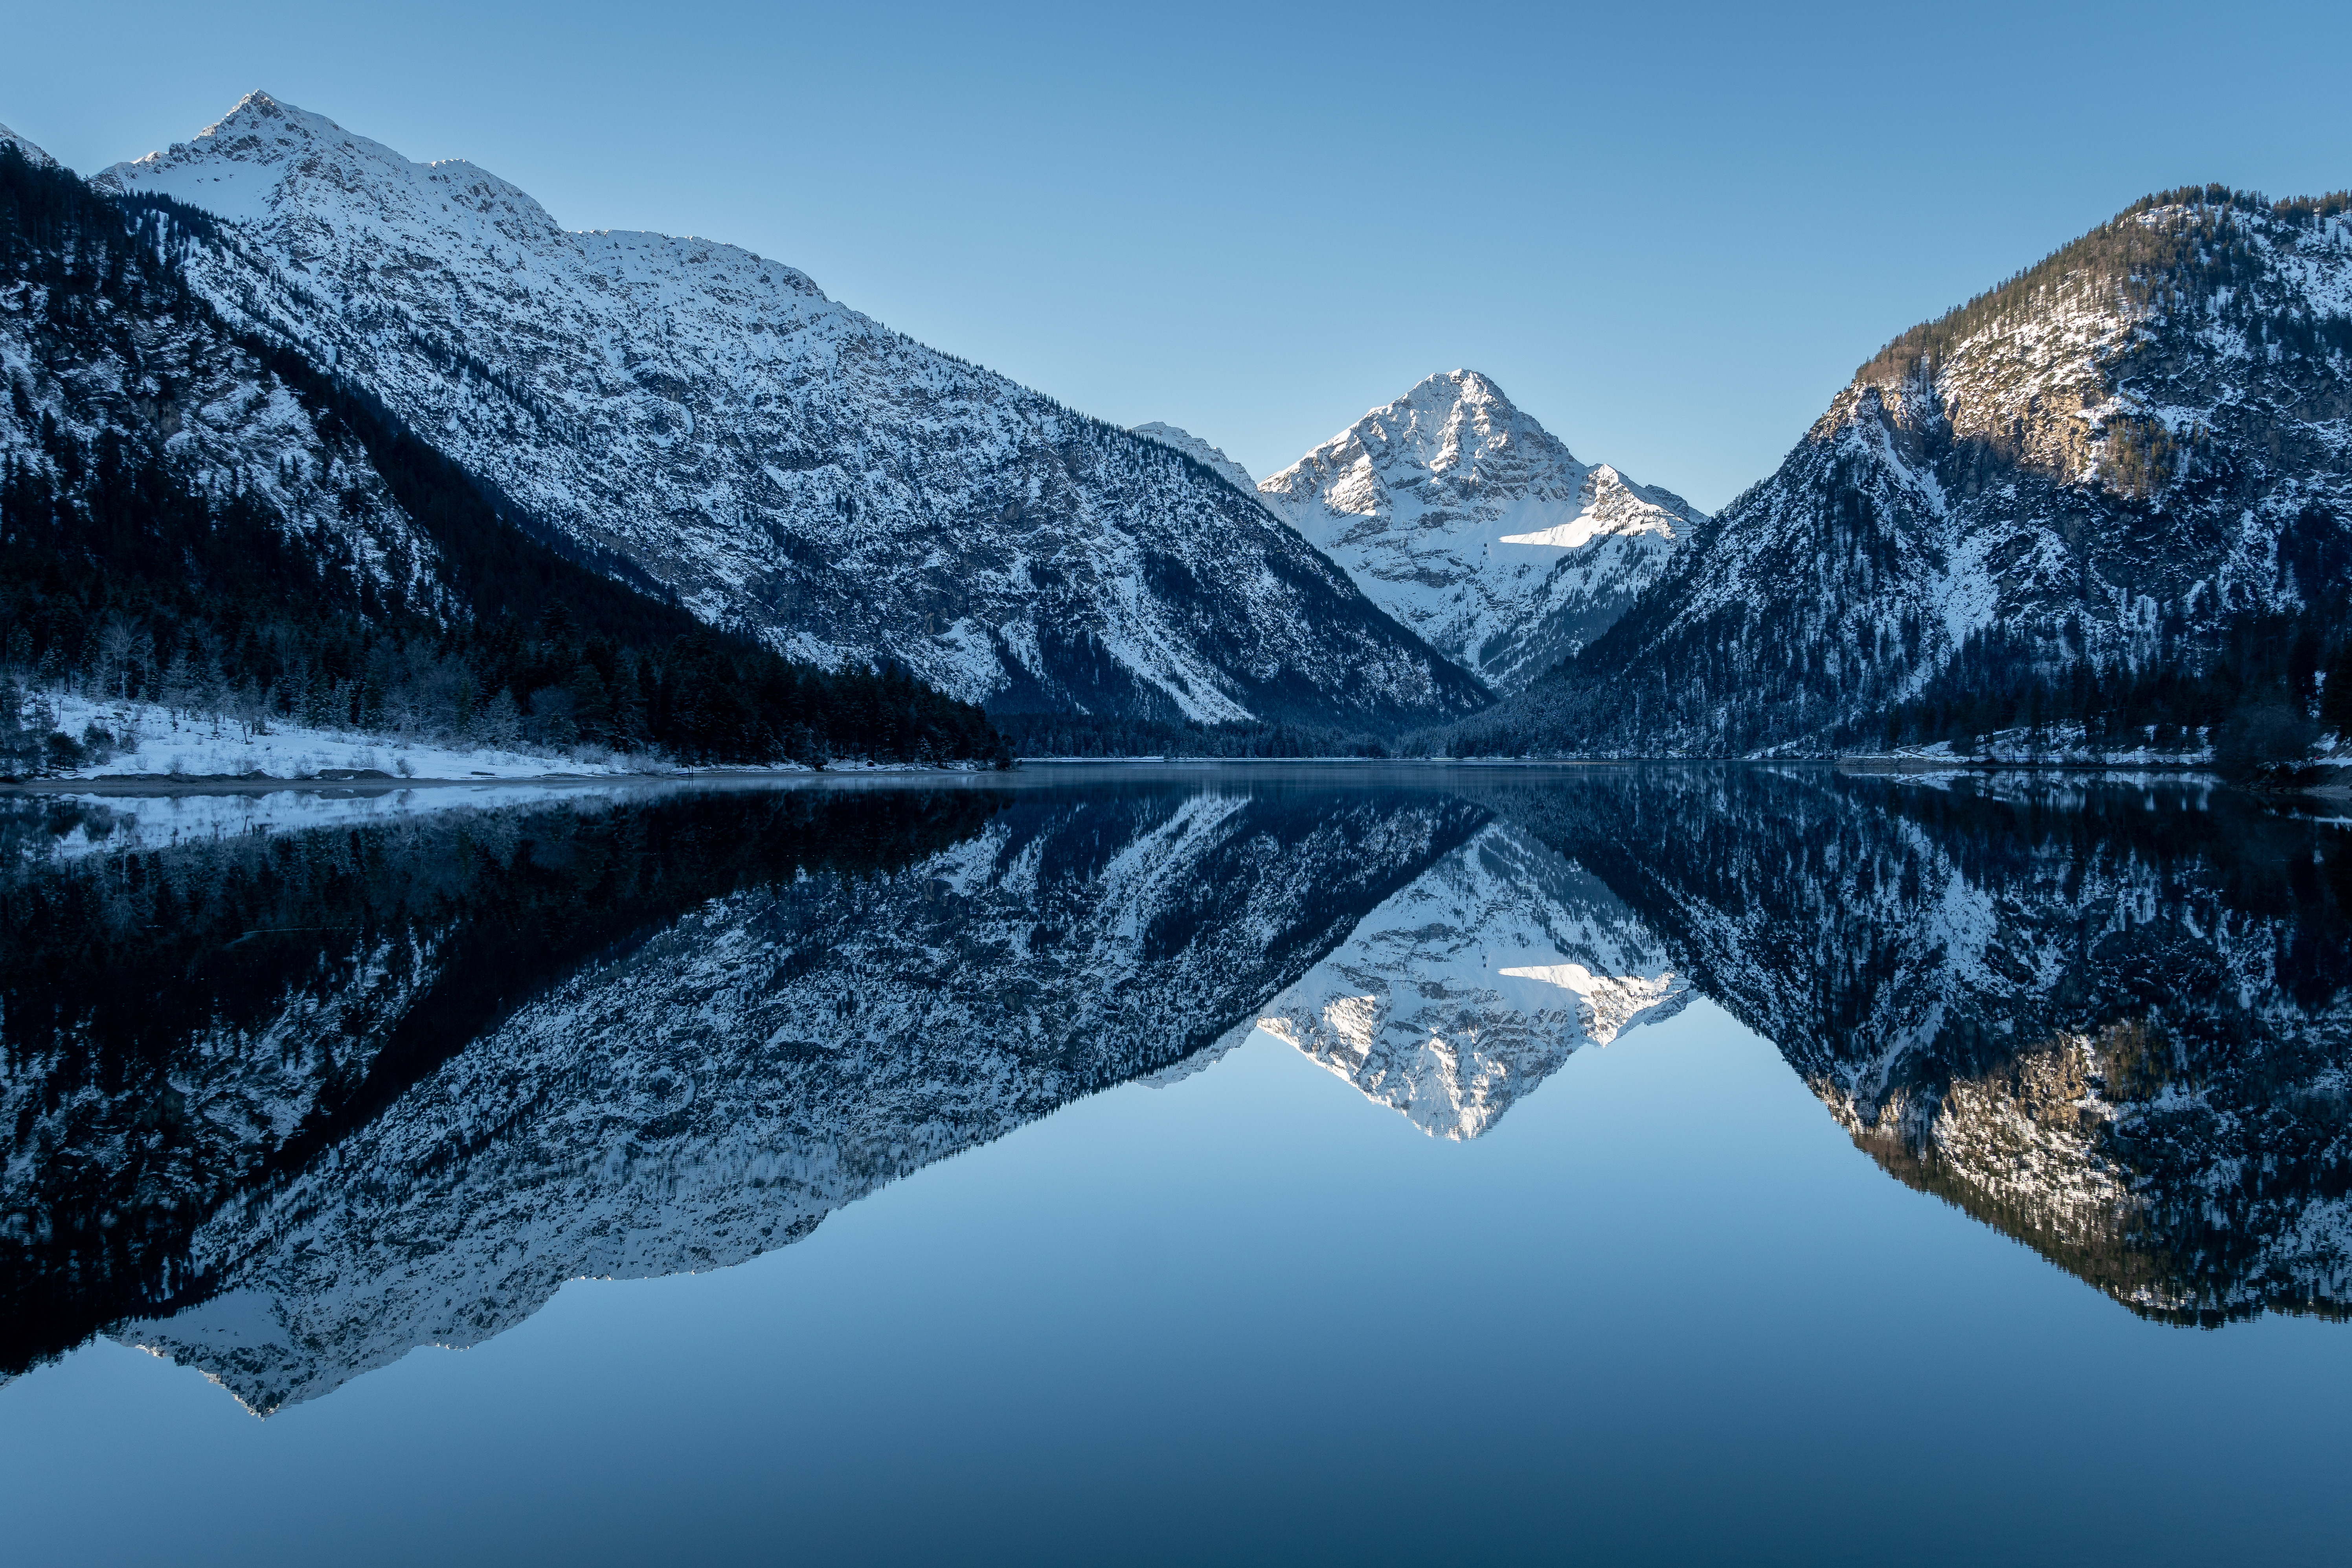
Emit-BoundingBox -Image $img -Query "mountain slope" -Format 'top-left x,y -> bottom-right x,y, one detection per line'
0,125 -> 55,167
1258,371 -> 1704,693
96,94 -> 1486,732
0,141 -> 1002,773
1450,188 -> 2352,758
1131,421 -> 1261,502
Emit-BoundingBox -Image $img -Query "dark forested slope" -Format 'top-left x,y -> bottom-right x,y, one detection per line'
0,143 -> 1003,771
1442,187 -> 2352,765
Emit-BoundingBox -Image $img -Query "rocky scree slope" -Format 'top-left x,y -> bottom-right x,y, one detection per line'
1450,189 -> 2352,757
1258,370 -> 1704,695
97,94 -> 1486,732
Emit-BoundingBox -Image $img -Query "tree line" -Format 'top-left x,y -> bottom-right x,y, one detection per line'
990,711 -> 1395,759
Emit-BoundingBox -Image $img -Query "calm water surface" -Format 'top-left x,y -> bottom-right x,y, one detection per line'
2,765 -> 2347,1565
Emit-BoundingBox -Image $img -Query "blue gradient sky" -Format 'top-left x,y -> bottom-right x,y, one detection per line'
8,1 -> 2345,510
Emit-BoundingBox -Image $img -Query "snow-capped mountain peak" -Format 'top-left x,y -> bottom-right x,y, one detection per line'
86,94 -> 1487,731
1257,370 -> 1704,693
107,91 -> 540,233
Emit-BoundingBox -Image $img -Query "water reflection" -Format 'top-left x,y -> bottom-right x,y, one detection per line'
1257,820 -> 1689,1139
3,766 -> 2346,1411
1491,768 -> 2352,1326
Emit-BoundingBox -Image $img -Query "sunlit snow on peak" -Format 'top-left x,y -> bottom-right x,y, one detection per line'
1257,371 -> 1704,692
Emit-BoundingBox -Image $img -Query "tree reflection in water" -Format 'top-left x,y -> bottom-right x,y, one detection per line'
2,766 -> 2344,1410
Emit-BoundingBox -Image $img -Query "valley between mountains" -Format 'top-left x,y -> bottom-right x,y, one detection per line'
2,93 -> 2348,771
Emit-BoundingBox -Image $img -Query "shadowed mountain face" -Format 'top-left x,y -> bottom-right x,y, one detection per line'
1451,190 -> 2352,758
5,767 -> 2346,1412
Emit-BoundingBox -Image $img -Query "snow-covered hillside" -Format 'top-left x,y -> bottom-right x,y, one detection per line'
1258,371 -> 1704,693
96,94 -> 1484,731
1,124 -> 440,616
1455,191 -> 2352,756
0,124 -> 55,167
1258,819 -> 1688,1138
1130,422 -> 1262,502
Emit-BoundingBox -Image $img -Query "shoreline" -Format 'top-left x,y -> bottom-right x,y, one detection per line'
0,763 -> 972,798
0,753 -> 2265,800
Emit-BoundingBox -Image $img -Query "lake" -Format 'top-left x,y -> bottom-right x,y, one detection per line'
2,765 -> 2347,1566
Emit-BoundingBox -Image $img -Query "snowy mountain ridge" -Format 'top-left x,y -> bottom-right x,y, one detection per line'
92,93 -> 1486,732
1451,189 -> 2352,757
0,124 -> 53,167
1257,371 -> 1705,693
1129,422 -> 1263,504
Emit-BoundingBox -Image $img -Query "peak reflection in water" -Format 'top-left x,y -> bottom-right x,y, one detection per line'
2,777 -> 1487,1411
4,766 -> 2347,1414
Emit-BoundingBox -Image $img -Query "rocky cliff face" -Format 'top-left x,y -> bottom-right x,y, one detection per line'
1459,191 -> 2352,756
1258,371 -> 1703,694
94,94 -> 1485,731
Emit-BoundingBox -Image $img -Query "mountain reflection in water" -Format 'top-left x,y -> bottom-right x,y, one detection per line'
3,767 -> 2346,1412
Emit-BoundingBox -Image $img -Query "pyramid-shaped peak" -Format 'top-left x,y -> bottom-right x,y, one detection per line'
1408,369 -> 1516,408
197,90 -> 347,145
98,91 -> 554,230
213,91 -> 334,134
1372,370 -> 1527,428
1351,369 -> 1560,466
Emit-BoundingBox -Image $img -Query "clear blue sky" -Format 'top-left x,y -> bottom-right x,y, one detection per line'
7,1 -> 2346,511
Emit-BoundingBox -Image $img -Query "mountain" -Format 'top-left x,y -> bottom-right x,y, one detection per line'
1257,371 -> 1705,694
1130,421 -> 1262,502
1450,188 -> 2352,760
0,142 -> 439,619
0,123 -> 55,167
0,140 -> 1003,771
1257,817 -> 1688,1139
94,94 -> 1485,732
